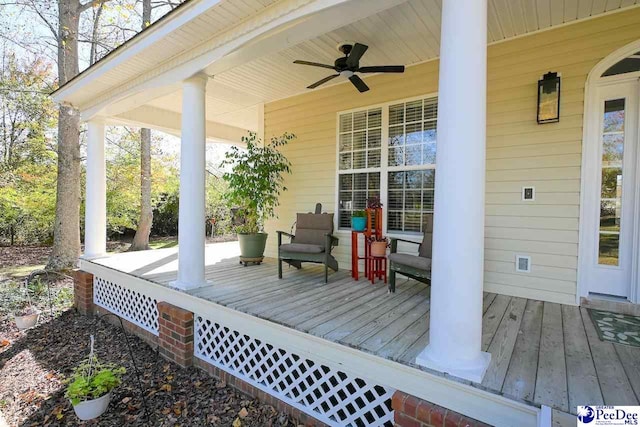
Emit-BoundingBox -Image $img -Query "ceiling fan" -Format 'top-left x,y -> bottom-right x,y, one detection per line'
293,42 -> 405,93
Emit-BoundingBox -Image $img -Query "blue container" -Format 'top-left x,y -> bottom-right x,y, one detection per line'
351,216 -> 367,231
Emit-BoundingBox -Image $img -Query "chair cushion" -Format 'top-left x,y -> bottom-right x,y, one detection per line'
294,213 -> 334,246
280,243 -> 325,254
389,253 -> 431,271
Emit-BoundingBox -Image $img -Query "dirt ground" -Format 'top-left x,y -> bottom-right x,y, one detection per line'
0,309 -> 296,427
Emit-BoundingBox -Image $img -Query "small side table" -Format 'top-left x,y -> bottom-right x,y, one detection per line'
368,255 -> 387,284
351,230 -> 370,280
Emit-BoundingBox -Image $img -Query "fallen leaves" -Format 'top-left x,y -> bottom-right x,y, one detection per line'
0,310 -> 297,426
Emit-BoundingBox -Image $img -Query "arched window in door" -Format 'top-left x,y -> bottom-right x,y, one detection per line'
602,51 -> 640,76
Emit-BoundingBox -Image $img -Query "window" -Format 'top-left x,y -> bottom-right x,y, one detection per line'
338,108 -> 382,228
598,98 -> 625,266
337,96 -> 438,234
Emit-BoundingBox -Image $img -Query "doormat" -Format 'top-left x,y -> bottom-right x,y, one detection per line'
588,309 -> 640,348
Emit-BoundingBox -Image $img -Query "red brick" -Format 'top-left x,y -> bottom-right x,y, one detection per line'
444,410 -> 462,427
392,390 -> 408,411
416,401 -> 432,423
429,407 -> 445,427
404,395 -> 420,418
396,412 -> 421,427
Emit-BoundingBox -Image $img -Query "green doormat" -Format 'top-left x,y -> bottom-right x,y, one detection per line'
588,309 -> 640,348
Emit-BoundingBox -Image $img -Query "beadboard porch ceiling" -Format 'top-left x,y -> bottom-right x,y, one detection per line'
53,0 -> 640,141
87,242 -> 640,420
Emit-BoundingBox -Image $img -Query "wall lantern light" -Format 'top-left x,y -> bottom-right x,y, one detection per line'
537,71 -> 560,124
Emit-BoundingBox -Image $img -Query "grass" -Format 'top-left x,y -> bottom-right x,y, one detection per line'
0,264 -> 46,279
148,237 -> 178,249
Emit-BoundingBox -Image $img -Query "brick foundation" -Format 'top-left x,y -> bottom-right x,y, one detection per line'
392,391 -> 489,427
73,270 -> 94,315
157,302 -> 194,368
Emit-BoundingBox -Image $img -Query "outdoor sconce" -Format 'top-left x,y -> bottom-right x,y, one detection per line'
537,72 -> 561,124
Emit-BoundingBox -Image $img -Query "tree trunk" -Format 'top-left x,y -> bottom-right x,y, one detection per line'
129,127 -> 152,251
129,0 -> 153,252
47,0 -> 82,270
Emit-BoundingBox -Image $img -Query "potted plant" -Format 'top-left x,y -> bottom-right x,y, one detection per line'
66,356 -> 126,420
13,301 -> 39,330
351,210 -> 367,231
5,280 -> 41,330
220,131 -> 294,264
369,236 -> 389,257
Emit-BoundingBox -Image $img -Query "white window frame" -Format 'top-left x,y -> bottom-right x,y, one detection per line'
334,92 -> 438,239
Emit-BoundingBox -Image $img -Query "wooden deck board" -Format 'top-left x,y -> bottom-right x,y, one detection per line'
481,294 -> 511,350
502,299 -> 543,402
89,245 -> 640,416
614,344 -> 640,403
562,305 -> 603,413
481,297 -> 527,391
534,302 -> 569,412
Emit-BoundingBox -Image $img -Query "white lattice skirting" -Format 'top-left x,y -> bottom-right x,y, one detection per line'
194,315 -> 395,427
93,276 -> 159,335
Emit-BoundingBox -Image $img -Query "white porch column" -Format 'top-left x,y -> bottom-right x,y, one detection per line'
174,73 -> 208,290
415,0 -> 490,382
84,120 -> 106,259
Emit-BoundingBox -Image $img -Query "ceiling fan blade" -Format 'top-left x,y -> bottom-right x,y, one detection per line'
293,60 -> 336,70
358,65 -> 405,73
346,43 -> 368,68
307,74 -> 340,89
349,74 -> 370,93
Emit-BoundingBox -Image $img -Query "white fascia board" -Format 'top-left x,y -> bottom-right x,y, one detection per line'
109,105 -> 249,146
78,0 -> 408,120
52,0 -> 217,104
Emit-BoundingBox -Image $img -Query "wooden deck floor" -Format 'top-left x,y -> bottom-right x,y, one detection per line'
92,243 -> 640,416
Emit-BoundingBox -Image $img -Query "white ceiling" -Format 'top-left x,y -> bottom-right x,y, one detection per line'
128,0 -> 640,132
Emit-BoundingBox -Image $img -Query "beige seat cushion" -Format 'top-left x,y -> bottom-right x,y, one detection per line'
280,243 -> 325,254
389,253 -> 431,271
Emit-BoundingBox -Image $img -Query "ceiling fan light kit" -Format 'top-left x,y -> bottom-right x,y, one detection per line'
293,42 -> 405,93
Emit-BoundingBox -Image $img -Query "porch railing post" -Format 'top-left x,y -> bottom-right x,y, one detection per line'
174,73 -> 208,290
415,0 -> 491,383
84,119 -> 106,259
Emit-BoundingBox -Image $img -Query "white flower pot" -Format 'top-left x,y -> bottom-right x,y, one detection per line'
71,392 -> 112,421
14,312 -> 39,330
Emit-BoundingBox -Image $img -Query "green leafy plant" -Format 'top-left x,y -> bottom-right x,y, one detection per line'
220,132 -> 294,234
65,357 -> 126,405
352,210 -> 367,218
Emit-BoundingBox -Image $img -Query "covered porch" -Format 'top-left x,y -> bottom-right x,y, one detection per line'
82,241 -> 640,425
51,0 -> 640,425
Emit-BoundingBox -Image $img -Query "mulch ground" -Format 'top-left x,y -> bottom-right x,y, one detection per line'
0,309 -> 297,427
0,246 -> 51,270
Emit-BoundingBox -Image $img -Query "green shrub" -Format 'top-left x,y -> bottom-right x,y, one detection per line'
65,357 -> 126,405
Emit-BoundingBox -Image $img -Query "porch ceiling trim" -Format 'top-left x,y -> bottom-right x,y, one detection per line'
109,105 -> 249,145
80,259 -> 541,427
59,0 -> 409,121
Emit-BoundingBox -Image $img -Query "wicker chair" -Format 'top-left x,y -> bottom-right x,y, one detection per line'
277,212 -> 339,283
388,213 -> 433,292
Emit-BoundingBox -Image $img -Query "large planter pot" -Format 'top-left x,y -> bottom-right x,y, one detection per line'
351,217 -> 367,231
370,241 -> 387,257
71,392 -> 112,421
238,233 -> 268,264
14,312 -> 39,330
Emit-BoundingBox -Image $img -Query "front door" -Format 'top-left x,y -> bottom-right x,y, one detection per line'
586,80 -> 639,299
